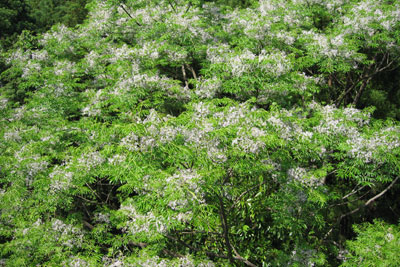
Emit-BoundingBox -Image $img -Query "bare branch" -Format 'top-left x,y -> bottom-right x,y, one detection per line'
75,194 -> 98,204
119,4 -> 142,26
332,73 -> 345,88
335,80 -> 360,106
128,241 -> 148,249
185,64 -> 197,80
231,245 -> 258,267
164,233 -> 228,259
376,59 -> 395,73
175,230 -> 221,235
85,183 -> 102,200
218,193 -> 235,265
181,65 -> 189,87
185,2 -> 192,14
128,241 -> 183,258
364,176 -> 399,206
328,189 -> 371,209
342,185 -> 366,200
324,176 -> 399,240
167,0 -> 177,13
83,220 -> 94,230
352,76 -> 372,105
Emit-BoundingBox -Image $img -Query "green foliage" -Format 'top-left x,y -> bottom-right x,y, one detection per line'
1,0 -> 400,266
342,220 -> 400,267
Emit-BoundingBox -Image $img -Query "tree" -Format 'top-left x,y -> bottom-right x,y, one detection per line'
1,0 -> 400,265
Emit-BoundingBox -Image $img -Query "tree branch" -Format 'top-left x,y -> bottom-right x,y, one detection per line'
128,241 -> 148,249
167,0 -> 177,13
185,2 -> 192,14
231,244 -> 258,267
328,189 -> 371,208
335,80 -> 359,106
324,176 -> 399,240
128,241 -> 183,258
218,194 -> 236,265
75,194 -> 98,204
83,220 -> 94,230
230,181 -> 267,210
364,176 -> 399,206
175,229 -> 221,235
353,76 -> 372,106
185,64 -> 197,80
342,185 -> 366,200
164,233 -> 228,259
119,4 -> 142,26
181,64 -> 189,87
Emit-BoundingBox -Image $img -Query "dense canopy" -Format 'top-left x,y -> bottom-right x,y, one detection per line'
1,0 -> 400,266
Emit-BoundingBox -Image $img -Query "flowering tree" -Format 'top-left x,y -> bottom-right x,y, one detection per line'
0,0 -> 400,266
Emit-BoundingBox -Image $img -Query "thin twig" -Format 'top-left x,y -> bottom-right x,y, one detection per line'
167,0 -> 177,13
364,176 -> 399,206
75,194 -> 98,204
85,183 -> 101,200
230,181 -> 267,210
324,176 -> 399,240
331,190 -> 371,208
353,77 -> 372,105
105,184 -> 117,204
120,4 -> 142,26
175,230 -> 221,235
342,185 -> 366,200
335,79 -> 360,106
185,2 -> 192,14
128,241 -> 148,249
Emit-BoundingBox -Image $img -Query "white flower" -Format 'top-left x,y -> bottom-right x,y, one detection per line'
77,151 -> 105,170
49,167 -> 74,192
21,61 -> 41,78
121,204 -> 167,235
195,77 -> 221,98
95,212 -> 111,224
108,154 -> 127,165
0,98 -> 8,110
288,167 -> 324,187
4,130 -> 22,142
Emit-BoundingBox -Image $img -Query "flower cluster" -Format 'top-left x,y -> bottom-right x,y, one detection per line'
77,151 -> 105,171
166,169 -> 204,204
287,167 -> 324,188
195,77 -> 221,99
121,204 -> 167,236
232,127 -> 266,154
51,219 -> 84,248
49,166 -> 74,192
347,127 -> 400,163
